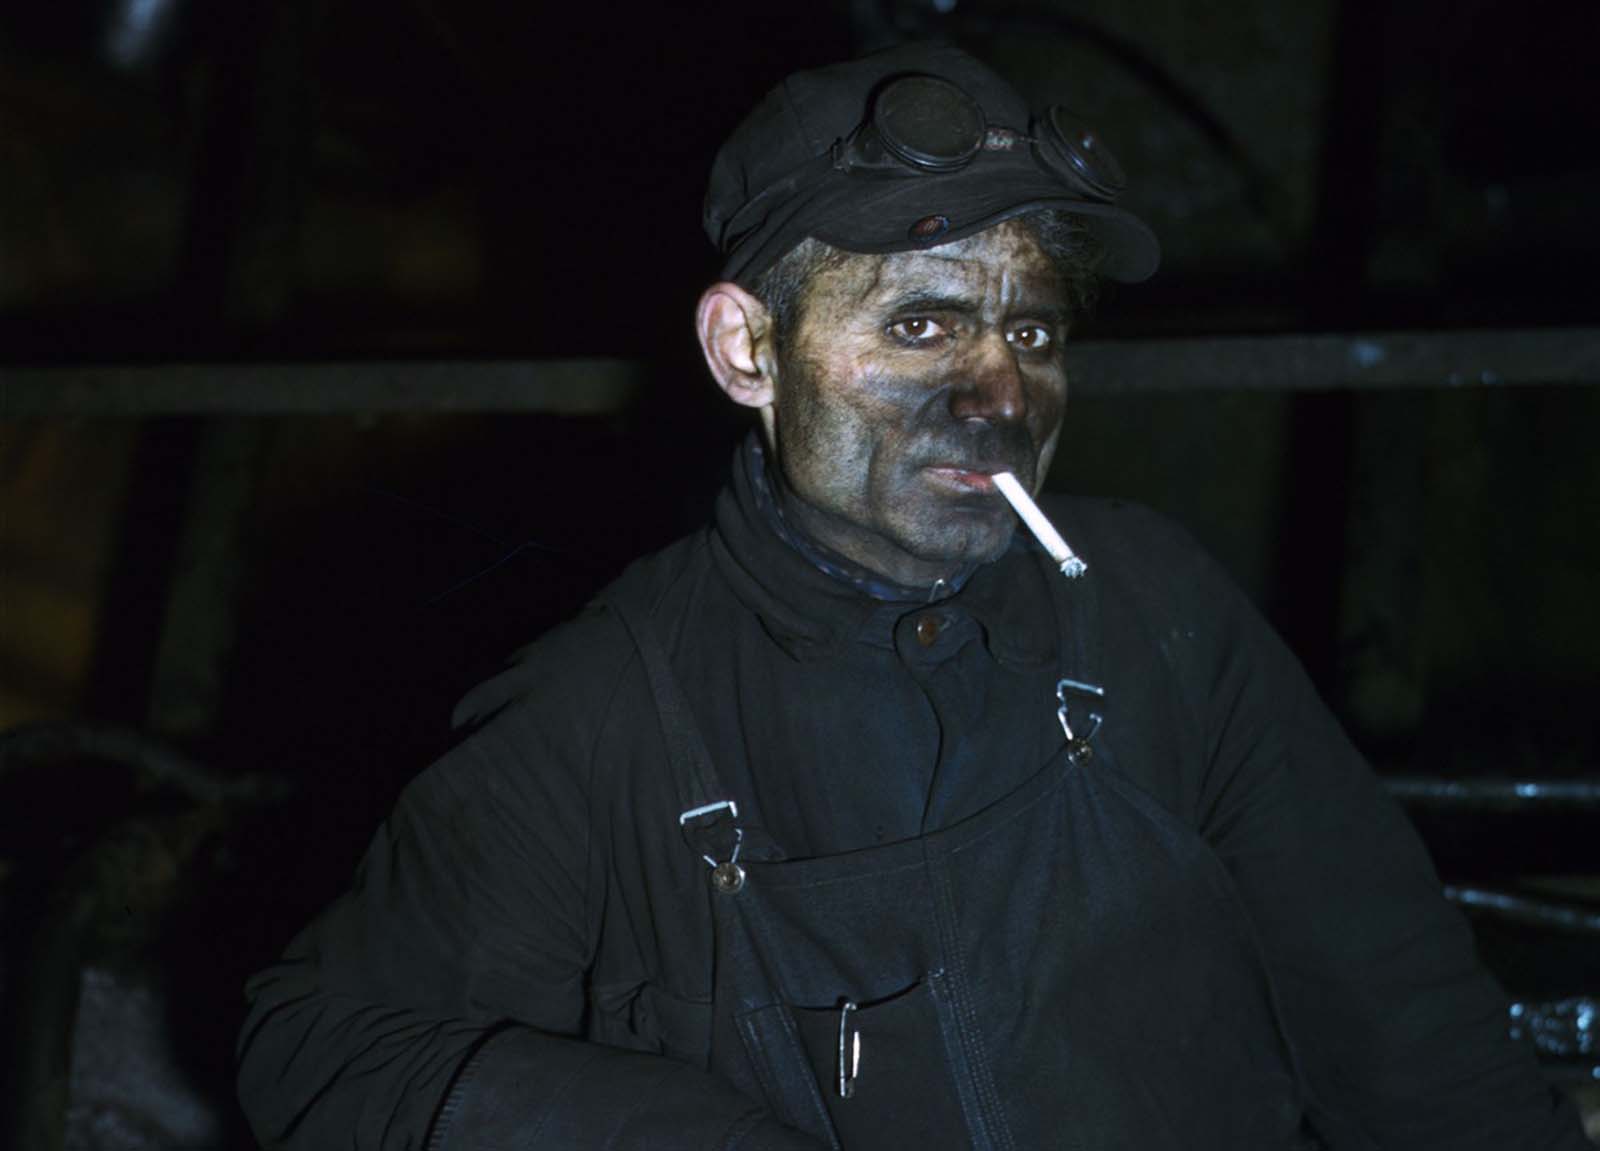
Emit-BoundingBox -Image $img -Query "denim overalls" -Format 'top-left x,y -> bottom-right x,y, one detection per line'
609,555 -> 1317,1150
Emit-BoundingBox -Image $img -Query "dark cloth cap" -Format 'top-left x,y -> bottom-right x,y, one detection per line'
704,41 -> 1160,287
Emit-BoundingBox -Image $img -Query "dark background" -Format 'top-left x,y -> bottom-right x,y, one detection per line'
1,0 -> 1597,1146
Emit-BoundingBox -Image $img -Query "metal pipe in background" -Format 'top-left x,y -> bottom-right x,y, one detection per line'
1386,777 -> 1600,810
1444,887 -> 1600,936
3,328 -> 1596,415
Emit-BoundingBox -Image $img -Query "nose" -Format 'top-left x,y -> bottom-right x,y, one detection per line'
948,333 -> 1027,424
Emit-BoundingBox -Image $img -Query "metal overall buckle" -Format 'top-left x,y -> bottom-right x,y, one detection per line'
679,800 -> 745,894
1056,678 -> 1105,767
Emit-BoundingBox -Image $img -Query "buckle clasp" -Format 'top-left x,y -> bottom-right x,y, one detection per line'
1056,678 -> 1105,766
679,800 -> 745,893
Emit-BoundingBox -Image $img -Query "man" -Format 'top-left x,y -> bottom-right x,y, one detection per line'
236,43 -> 1590,1150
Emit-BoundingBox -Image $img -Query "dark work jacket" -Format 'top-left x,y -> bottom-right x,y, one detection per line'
235,436 -> 1588,1150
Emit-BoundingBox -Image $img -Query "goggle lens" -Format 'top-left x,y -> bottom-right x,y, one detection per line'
1038,107 -> 1127,200
872,76 -> 986,172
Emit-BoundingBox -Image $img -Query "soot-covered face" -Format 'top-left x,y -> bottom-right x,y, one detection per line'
770,220 -> 1070,587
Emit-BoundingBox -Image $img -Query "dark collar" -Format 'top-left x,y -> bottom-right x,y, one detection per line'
708,432 -> 1058,666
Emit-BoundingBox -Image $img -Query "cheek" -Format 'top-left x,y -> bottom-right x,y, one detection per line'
1027,372 -> 1068,433
1035,422 -> 1064,478
811,356 -> 916,443
1029,373 -> 1068,474
777,362 -> 892,495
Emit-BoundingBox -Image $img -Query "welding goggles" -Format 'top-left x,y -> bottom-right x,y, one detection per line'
704,43 -> 1159,287
834,75 -> 1127,203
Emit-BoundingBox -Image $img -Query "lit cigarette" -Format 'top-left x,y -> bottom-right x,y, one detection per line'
993,472 -> 1087,579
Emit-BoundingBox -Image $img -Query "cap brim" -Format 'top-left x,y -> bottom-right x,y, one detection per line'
722,167 -> 1160,286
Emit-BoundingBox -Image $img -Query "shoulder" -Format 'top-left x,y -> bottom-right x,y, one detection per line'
1037,494 -> 1227,608
393,531 -> 714,835
449,529 -> 716,735
1032,494 -> 1275,719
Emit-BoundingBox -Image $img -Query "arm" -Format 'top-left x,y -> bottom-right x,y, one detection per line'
235,616 -> 819,1151
1174,537 -> 1589,1148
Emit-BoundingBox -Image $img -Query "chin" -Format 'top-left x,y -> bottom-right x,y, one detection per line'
903,513 -> 1016,568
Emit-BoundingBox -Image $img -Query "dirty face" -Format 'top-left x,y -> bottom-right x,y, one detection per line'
770,220 -> 1070,586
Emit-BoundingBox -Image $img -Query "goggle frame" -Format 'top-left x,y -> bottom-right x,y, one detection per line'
830,74 -> 1128,204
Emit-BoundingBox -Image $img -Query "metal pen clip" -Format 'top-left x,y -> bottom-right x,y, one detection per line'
837,1001 -> 861,1099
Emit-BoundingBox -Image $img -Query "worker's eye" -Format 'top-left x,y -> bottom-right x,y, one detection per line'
1006,324 -> 1053,352
886,317 -> 948,346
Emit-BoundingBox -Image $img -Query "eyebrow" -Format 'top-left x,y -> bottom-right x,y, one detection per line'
880,291 -> 1067,326
882,292 -> 979,317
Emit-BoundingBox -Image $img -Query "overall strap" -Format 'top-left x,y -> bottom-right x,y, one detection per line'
601,580 -> 745,886
1043,547 -> 1107,764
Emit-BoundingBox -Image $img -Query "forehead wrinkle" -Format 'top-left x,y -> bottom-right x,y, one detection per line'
879,227 -> 1056,310
870,260 -> 1058,322
806,221 -> 1062,329
862,256 -> 992,314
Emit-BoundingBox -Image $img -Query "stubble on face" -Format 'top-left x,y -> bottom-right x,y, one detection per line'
769,220 -> 1070,587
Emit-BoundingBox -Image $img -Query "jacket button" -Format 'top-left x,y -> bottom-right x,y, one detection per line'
915,614 -> 942,647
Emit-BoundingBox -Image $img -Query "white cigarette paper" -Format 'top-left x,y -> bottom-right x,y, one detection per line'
993,472 -> 1088,579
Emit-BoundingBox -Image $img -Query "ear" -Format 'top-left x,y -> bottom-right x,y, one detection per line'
696,281 -> 777,410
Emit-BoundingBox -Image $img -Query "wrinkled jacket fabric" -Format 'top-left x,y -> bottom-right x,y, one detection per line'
236,436 -> 1587,1150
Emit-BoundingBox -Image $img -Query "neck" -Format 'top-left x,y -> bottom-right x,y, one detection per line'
783,493 -> 959,588
743,432 -> 980,600
742,445 -> 966,595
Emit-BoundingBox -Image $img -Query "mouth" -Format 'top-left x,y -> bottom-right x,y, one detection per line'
922,465 -> 1011,494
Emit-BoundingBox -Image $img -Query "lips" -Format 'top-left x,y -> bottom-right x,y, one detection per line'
908,421 -> 1033,493
922,464 -> 1011,493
